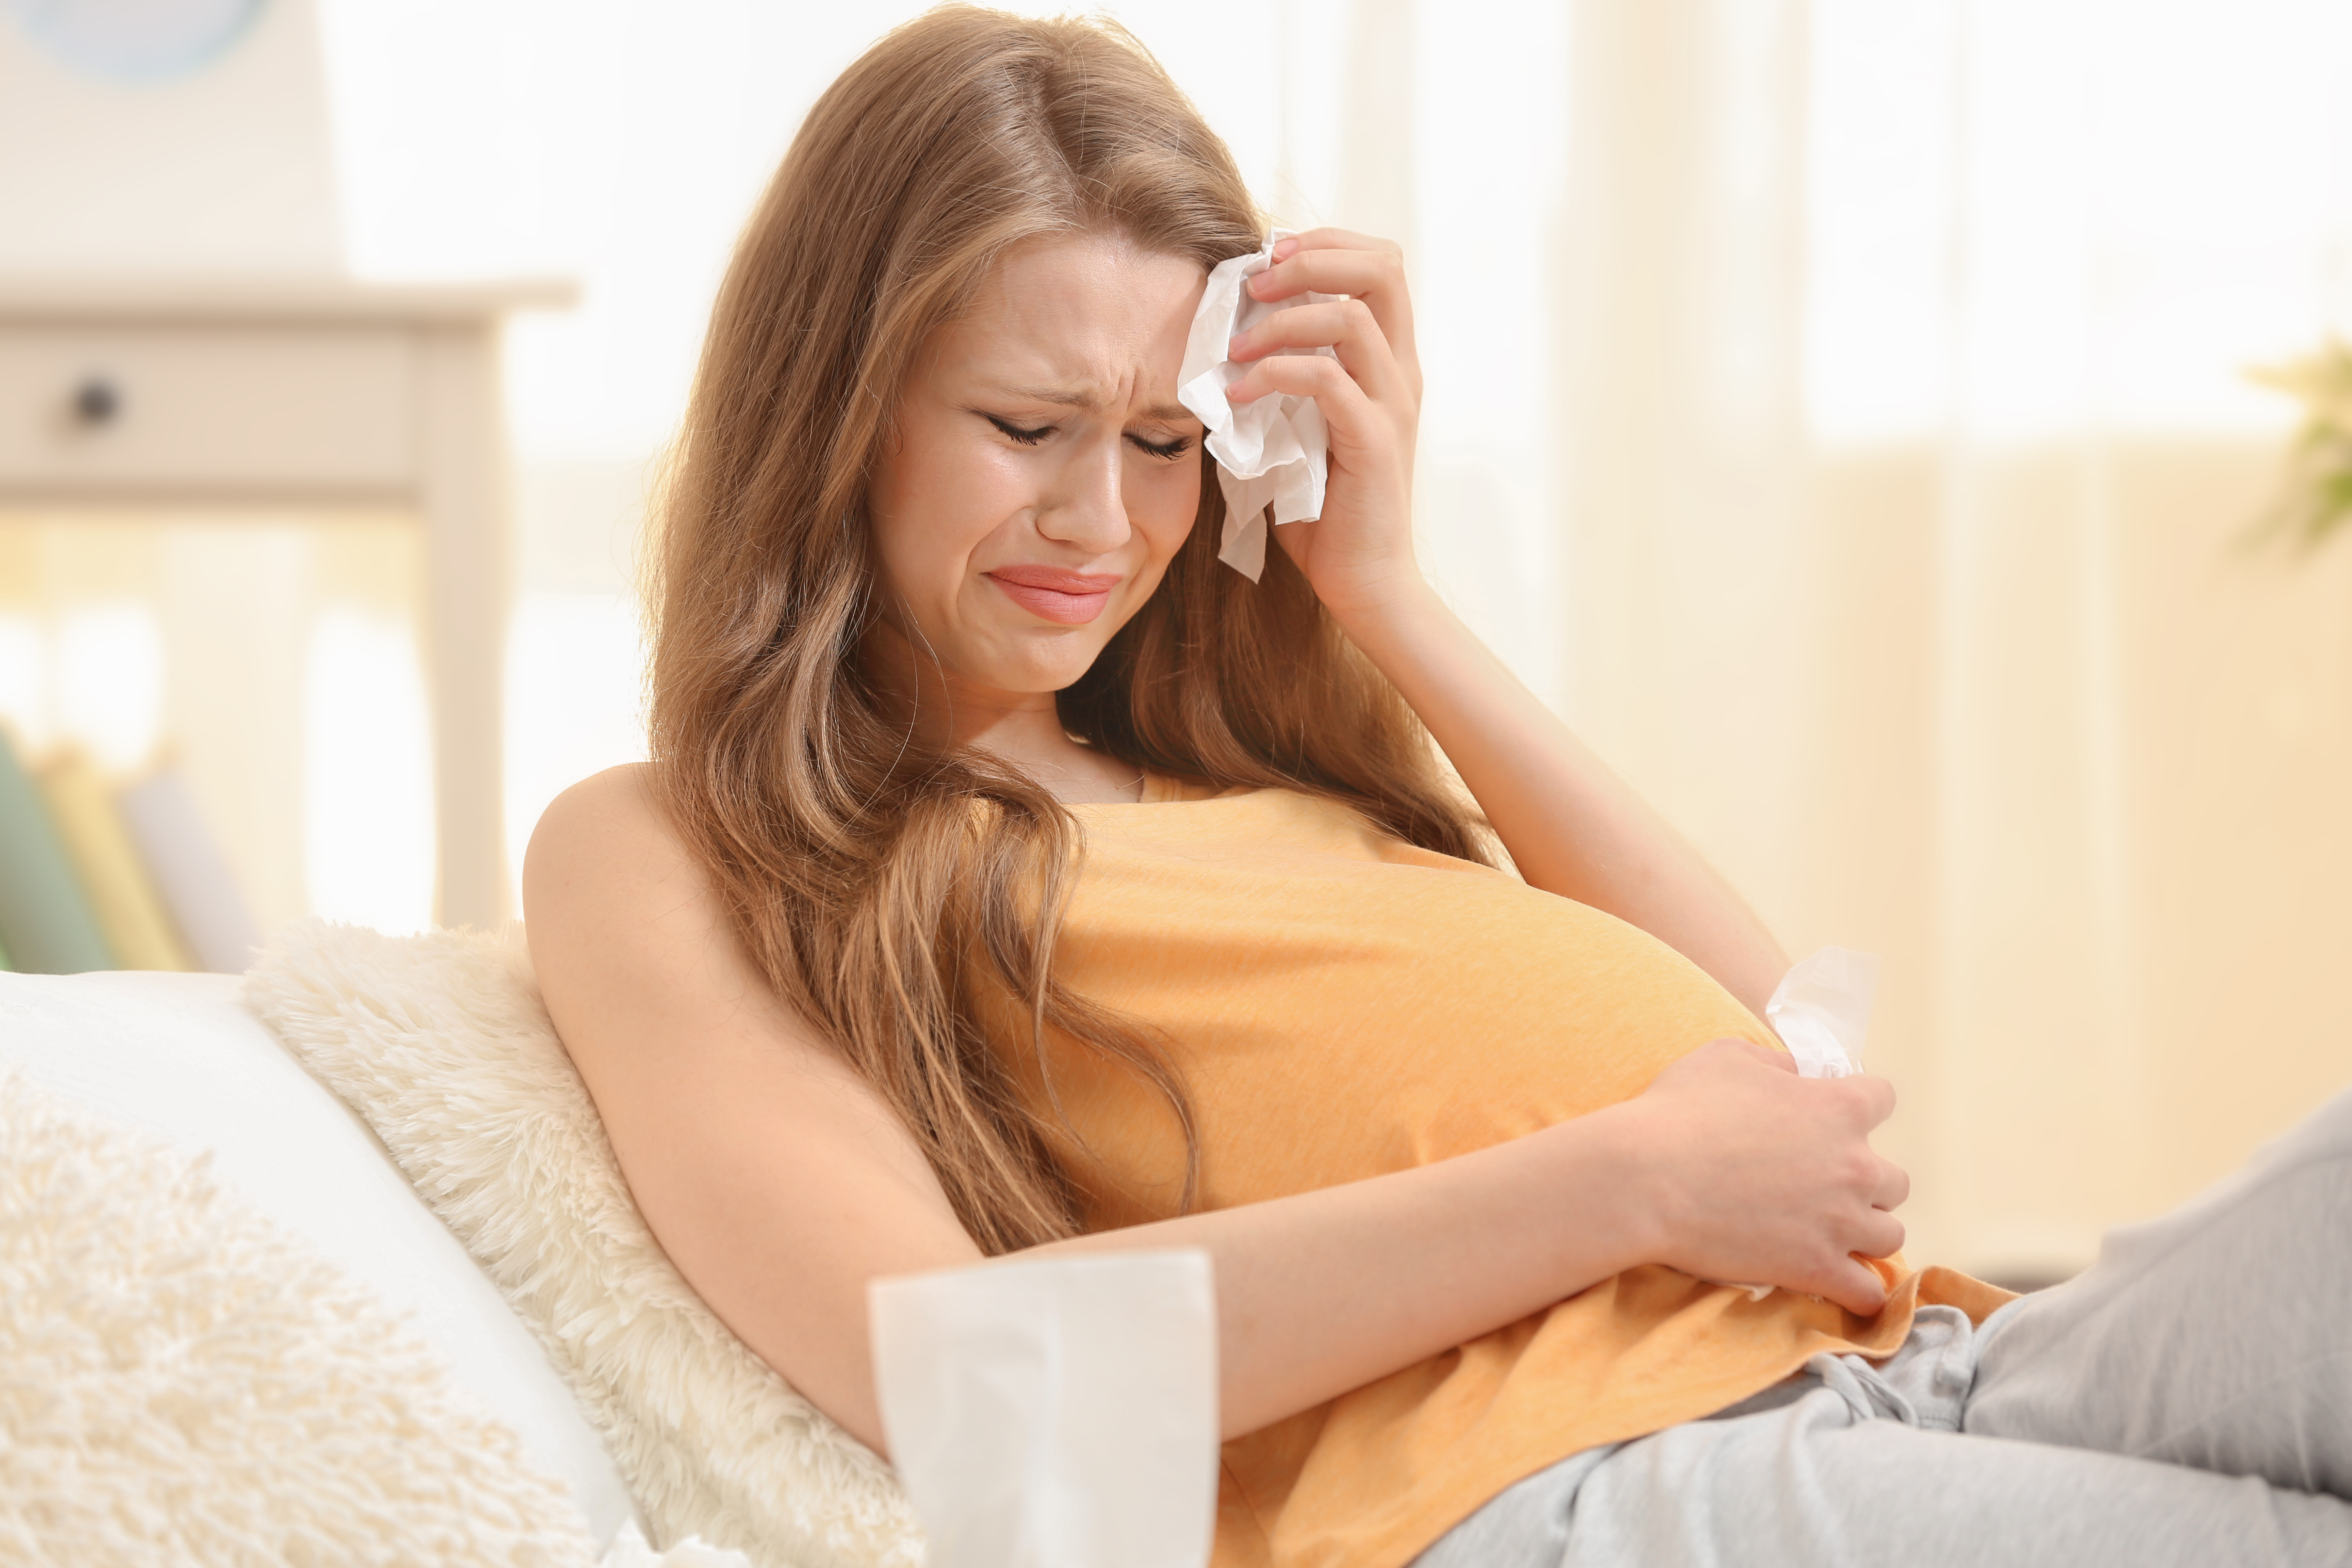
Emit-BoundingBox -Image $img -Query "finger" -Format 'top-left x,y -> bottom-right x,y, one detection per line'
1230,298 -> 1401,403
1849,1207 -> 1906,1259
1224,355 -> 1394,469
1249,239 -> 1416,381
1273,226 -> 1399,259
1844,1073 -> 1898,1127
1872,1156 -> 1911,1212
1820,1256 -> 1891,1318
1226,364 -> 1397,477
1224,352 -> 1373,428
1251,244 -> 1403,302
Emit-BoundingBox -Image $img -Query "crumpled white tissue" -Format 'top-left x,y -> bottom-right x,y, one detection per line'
1177,230 -> 1338,581
597,1519 -> 753,1568
1720,946 -> 1885,1302
869,1251 -> 1218,1568
1766,946 -> 1881,1080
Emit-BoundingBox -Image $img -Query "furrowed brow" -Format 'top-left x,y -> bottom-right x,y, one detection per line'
991,384 -> 1198,424
995,384 -> 1098,409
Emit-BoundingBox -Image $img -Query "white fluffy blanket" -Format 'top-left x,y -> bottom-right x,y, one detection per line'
244,921 -> 924,1568
0,1063 -> 601,1566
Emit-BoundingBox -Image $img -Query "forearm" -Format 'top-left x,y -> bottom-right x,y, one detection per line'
1333,582 -> 1788,1016
1032,1101 -> 1659,1439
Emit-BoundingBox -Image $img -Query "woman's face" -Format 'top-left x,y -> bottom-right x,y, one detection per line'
865,231 -> 1207,702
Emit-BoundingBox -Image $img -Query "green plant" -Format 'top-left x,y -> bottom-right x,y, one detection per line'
2249,338 -> 2352,552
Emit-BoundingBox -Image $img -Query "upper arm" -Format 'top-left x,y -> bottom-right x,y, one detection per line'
522,765 -> 980,1452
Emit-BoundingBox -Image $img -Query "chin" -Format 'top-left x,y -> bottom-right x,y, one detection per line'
992,635 -> 1112,692
1013,657 -> 1104,695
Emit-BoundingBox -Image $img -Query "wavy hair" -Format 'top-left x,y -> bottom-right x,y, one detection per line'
646,5 -> 1491,1254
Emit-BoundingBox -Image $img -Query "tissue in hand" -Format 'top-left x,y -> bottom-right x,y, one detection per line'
1765,946 -> 1881,1080
1717,947 -> 1884,1302
1177,230 -> 1338,582
869,1251 -> 1219,1568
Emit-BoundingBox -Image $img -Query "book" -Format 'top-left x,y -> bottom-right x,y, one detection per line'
116,765 -> 264,976
38,748 -> 196,972
0,727 -> 118,974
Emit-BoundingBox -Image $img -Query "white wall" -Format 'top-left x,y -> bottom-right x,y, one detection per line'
0,0 -> 340,273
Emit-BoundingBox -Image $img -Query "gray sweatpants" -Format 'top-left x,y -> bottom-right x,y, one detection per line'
1413,1081 -> 2352,1568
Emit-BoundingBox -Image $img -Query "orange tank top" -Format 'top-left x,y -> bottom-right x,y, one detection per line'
977,778 -> 2007,1568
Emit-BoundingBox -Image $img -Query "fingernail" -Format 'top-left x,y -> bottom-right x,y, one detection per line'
1228,332 -> 1250,358
1272,237 -> 1299,260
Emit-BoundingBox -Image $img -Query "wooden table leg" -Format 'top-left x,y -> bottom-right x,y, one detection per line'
417,322 -> 511,931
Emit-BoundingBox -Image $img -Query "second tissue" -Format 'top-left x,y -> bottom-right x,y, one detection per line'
1765,946 -> 1881,1079
869,1251 -> 1220,1568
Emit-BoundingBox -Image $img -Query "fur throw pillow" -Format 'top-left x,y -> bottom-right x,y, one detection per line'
243,921 -> 924,1568
0,1064 -> 601,1565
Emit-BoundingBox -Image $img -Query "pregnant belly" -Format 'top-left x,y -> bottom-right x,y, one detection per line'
1008,846 -> 1777,1232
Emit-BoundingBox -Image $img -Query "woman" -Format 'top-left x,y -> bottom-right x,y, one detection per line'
525,9 -> 2352,1566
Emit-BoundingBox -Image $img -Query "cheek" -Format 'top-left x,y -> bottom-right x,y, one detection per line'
1124,457 -> 1202,566
869,426 -> 1025,605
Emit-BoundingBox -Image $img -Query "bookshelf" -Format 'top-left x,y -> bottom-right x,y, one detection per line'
0,275 -> 574,935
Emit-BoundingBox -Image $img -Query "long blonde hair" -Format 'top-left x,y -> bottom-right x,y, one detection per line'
647,5 -> 1490,1254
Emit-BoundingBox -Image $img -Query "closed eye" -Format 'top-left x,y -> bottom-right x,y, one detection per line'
1128,431 -> 1193,461
982,412 -> 1054,446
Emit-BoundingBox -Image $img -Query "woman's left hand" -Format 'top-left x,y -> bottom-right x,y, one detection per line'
1224,228 -> 1425,619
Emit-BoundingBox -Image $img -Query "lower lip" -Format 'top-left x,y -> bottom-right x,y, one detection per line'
988,576 -> 1114,625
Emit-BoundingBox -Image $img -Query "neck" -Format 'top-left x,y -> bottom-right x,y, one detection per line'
856,619 -> 1143,803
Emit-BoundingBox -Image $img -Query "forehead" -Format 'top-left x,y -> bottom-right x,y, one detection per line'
929,232 -> 1207,398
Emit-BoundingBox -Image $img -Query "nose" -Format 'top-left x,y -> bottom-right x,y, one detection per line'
1035,432 -> 1132,555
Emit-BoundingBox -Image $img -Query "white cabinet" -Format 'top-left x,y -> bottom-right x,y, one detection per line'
0,324 -> 416,493
0,276 -> 573,931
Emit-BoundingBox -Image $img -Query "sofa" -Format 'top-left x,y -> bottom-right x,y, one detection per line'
1,925 -> 922,1568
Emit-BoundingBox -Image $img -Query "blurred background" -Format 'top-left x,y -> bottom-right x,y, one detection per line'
3,0 -> 2350,1283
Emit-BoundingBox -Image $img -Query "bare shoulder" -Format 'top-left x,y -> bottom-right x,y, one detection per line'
524,762 -> 675,899
535,759 -> 656,829
523,763 -> 723,970
520,762 -> 765,1077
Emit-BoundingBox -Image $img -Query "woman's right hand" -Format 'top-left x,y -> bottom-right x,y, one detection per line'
1608,1038 -> 1910,1316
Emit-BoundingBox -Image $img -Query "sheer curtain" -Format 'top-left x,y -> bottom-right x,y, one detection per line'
314,0 -> 2352,1278
1554,0 -> 2352,1277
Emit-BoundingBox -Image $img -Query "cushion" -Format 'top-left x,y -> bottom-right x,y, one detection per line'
243,920 -> 925,1568
0,1063 -> 600,1564
0,969 -> 638,1547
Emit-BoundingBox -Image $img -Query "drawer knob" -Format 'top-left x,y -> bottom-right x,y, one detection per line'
73,377 -> 122,427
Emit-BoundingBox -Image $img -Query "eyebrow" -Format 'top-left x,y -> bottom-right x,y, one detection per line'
989,383 -> 1198,424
